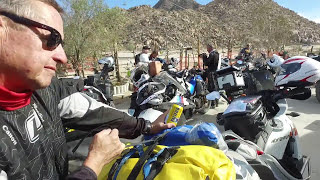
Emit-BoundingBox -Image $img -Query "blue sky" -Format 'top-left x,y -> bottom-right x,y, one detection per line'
104,0 -> 320,23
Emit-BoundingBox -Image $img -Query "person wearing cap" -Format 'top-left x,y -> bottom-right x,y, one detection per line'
239,43 -> 253,60
135,45 -> 151,65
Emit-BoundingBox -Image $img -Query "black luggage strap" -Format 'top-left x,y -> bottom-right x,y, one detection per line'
127,131 -> 170,180
144,146 -> 179,180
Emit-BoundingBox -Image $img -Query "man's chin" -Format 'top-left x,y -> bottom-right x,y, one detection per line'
32,77 -> 54,90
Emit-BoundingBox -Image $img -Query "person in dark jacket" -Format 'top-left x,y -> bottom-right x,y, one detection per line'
239,43 -> 253,61
0,1 -> 174,180
200,44 -> 220,107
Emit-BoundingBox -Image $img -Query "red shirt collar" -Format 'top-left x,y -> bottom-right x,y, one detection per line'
0,86 -> 33,111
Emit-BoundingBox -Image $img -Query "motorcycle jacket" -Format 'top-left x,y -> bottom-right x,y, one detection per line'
203,50 -> 219,72
0,77 -> 150,179
240,47 -> 253,60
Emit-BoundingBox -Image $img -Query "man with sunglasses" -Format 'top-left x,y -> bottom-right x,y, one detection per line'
0,1 -> 174,179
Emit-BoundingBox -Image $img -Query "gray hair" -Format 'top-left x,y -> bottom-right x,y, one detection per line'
0,0 -> 63,29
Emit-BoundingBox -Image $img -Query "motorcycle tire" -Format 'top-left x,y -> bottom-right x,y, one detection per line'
216,112 -> 224,125
316,81 -> 320,103
198,98 -> 212,114
183,109 -> 193,120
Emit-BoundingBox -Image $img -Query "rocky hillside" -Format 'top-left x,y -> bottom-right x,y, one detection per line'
122,0 -> 320,49
154,0 -> 200,11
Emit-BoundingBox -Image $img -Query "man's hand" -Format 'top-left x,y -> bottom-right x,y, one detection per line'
150,110 -> 176,134
83,129 -> 125,176
198,53 -> 206,58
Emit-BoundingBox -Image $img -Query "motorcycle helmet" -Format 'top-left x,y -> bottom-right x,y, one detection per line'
267,54 -> 284,67
247,62 -> 255,71
98,56 -> 114,68
130,66 -> 150,88
170,57 -> 180,67
275,56 -> 320,87
133,73 -> 150,88
137,82 -> 166,105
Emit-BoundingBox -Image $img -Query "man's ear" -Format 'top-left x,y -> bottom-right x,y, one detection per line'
0,16 -> 4,27
0,16 -> 7,30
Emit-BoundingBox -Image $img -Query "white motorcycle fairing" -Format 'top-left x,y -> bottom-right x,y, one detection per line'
138,108 -> 163,123
258,99 -> 302,160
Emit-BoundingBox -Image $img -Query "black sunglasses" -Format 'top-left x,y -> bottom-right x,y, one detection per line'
0,11 -> 63,49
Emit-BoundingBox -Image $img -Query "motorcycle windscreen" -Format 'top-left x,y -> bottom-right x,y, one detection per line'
223,95 -> 262,115
252,70 -> 275,90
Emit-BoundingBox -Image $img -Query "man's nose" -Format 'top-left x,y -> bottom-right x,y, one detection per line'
52,45 -> 68,64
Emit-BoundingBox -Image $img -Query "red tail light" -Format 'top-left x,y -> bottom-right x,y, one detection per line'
257,150 -> 264,155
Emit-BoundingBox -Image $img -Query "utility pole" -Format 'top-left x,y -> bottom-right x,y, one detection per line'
114,41 -> 121,82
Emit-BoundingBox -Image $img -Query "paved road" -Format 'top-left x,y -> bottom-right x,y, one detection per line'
116,89 -> 320,179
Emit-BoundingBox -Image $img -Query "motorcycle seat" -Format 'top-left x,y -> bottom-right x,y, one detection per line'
247,160 -> 277,180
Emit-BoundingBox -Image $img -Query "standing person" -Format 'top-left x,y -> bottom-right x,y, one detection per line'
149,50 -> 159,61
200,44 -> 220,107
0,1 -> 174,180
239,43 -> 253,61
134,45 -> 151,65
149,50 -> 166,64
280,50 -> 290,60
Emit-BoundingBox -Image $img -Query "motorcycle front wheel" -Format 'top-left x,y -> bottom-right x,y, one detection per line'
198,97 -> 212,114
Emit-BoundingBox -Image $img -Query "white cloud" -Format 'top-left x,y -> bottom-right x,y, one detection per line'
312,18 -> 320,24
298,12 -> 320,24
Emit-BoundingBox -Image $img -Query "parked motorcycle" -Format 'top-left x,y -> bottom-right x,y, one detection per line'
129,64 -> 210,119
215,58 -> 275,101
307,53 -> 320,103
207,55 -> 320,179
84,56 -> 115,107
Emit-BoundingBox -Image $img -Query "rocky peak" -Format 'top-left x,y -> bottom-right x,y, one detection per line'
153,0 -> 200,11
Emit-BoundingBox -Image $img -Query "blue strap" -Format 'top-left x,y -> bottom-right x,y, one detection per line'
137,144 -> 145,157
113,145 -> 144,180
143,147 -> 167,179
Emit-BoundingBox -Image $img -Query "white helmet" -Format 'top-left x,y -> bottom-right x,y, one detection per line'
267,54 -> 284,67
130,66 -> 150,88
98,56 -> 114,68
139,53 -> 150,64
137,82 -> 166,105
247,62 -> 255,70
275,56 -> 320,87
170,57 -> 180,67
133,73 -> 150,88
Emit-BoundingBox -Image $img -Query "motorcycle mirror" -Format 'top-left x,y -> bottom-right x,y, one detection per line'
206,91 -> 221,100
